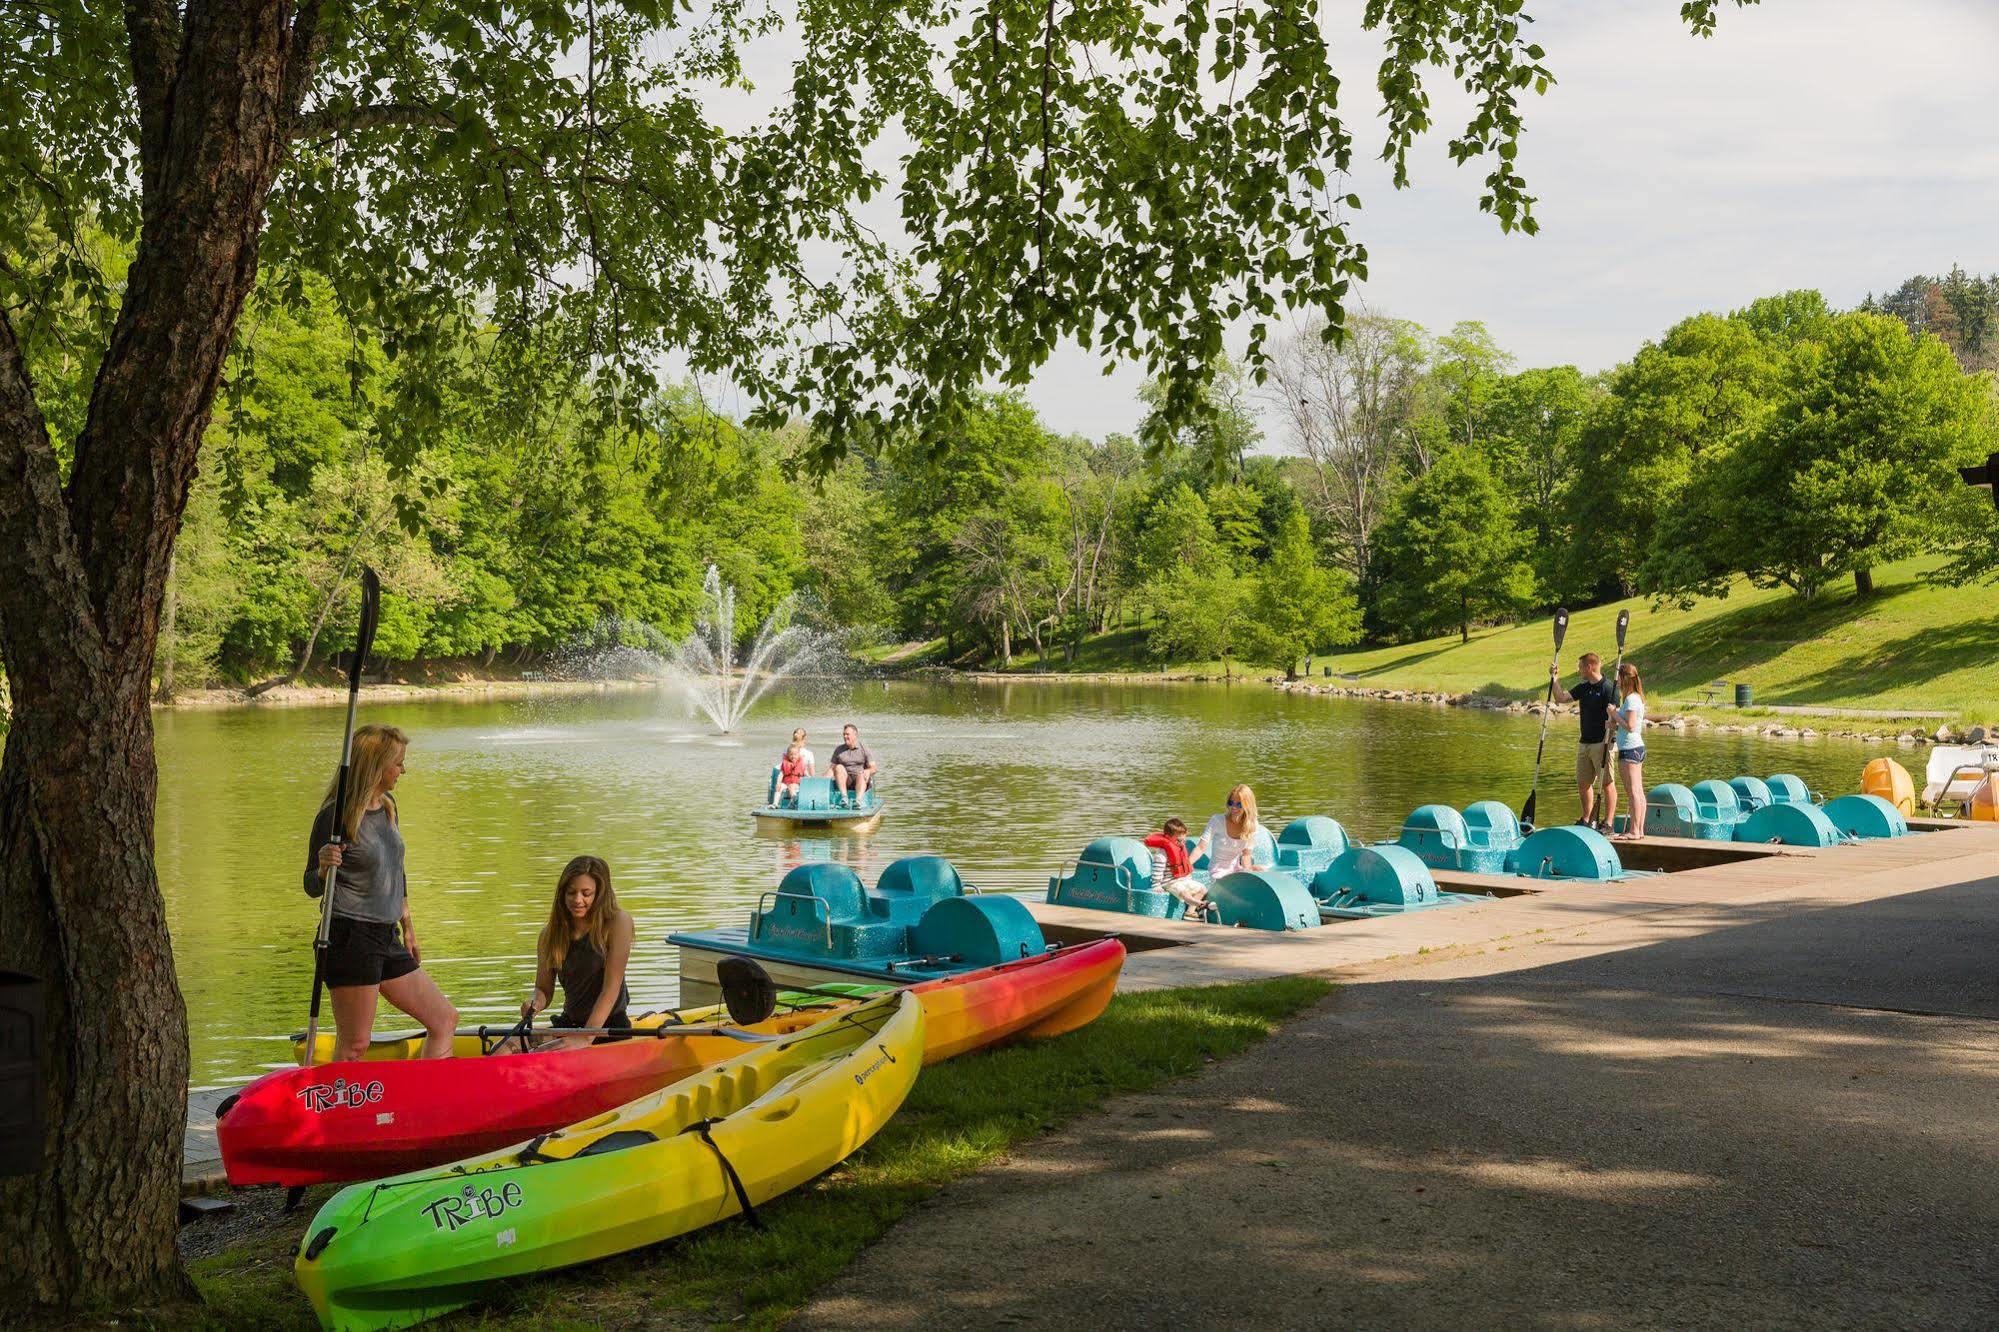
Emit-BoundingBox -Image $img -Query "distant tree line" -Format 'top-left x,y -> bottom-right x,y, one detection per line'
13,263 -> 1995,700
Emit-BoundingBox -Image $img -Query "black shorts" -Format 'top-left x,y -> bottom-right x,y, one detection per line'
324,916 -> 419,989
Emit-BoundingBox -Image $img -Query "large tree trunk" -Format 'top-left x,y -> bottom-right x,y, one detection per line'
1853,566 -> 1874,597
0,0 -> 306,1312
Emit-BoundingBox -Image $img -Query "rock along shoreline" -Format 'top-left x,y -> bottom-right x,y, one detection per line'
1265,678 -> 1988,749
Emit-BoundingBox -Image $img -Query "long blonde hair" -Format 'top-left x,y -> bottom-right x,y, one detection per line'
539,855 -> 619,972
1225,784 -> 1258,840
320,723 -> 407,841
1618,663 -> 1644,697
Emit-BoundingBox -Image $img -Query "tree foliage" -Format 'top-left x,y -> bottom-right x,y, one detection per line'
1372,448 -> 1536,643
1651,312 -> 1994,602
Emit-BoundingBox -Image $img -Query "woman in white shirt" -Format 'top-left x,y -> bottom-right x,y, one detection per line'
1193,783 -> 1263,879
1612,664 -> 1648,841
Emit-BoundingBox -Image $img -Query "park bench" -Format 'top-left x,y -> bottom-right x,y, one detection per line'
1697,679 -> 1730,705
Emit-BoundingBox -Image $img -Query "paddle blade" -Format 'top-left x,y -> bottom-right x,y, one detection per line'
351,566 -> 381,684
1615,608 -> 1630,652
1551,606 -> 1570,652
717,955 -> 779,1026
1520,791 -> 1537,829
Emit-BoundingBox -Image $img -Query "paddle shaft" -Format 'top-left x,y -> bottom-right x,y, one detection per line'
304,568 -> 380,1069
1599,609 -> 1630,821
1521,608 -> 1571,829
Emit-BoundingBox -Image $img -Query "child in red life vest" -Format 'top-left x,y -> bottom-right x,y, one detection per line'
778,742 -> 809,806
1143,817 -> 1217,921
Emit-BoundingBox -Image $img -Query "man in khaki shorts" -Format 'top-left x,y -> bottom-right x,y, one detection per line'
1550,651 -> 1619,829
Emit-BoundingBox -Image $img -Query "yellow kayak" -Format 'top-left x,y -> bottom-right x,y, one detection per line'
295,991 -> 923,1330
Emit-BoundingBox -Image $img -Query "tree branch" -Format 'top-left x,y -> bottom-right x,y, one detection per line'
282,0 -> 326,123
124,0 -> 181,210
289,102 -> 455,141
0,307 -> 103,713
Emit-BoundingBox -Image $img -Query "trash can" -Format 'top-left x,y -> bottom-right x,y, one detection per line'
1734,683 -> 1753,708
1323,666 -> 1331,677
0,971 -> 42,1176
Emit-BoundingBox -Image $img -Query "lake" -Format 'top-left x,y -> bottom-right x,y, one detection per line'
156,678 -> 1877,1088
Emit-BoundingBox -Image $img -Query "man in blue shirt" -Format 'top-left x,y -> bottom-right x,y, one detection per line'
1551,652 -> 1618,829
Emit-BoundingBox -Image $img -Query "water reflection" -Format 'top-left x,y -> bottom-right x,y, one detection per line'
156,680 -> 1879,1087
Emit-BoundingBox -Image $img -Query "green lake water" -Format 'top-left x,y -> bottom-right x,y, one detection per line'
156,679 -> 1879,1088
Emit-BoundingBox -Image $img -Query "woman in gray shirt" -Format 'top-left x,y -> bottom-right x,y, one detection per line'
305,723 -> 459,1060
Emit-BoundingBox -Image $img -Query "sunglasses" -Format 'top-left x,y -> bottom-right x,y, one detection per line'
1227,799 -> 1244,810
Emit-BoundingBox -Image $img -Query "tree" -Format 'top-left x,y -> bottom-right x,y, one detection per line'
1407,319 -> 1515,470
1652,311 -> 1995,602
1562,313 -> 1780,593
1484,365 -> 1598,595
1137,358 -> 1262,480
1145,559 -> 1258,680
1245,510 -> 1361,677
1267,309 -> 1428,584
1373,450 -> 1537,643
0,0 -> 1760,1310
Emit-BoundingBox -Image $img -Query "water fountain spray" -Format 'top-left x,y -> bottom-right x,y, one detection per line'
565,566 -> 844,733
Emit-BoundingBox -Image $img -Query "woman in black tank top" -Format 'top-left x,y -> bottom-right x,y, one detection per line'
522,855 -> 635,1049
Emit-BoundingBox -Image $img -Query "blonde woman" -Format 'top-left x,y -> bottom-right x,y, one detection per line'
1612,663 -> 1650,841
1192,783 -> 1263,878
305,723 -> 459,1060
522,855 -> 635,1050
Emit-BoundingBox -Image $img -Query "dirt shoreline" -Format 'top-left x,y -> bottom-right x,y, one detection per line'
153,676 -> 661,710
107,664 -> 1988,748
1266,677 -> 1986,747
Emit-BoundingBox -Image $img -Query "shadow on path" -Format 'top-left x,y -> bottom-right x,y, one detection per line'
799,878 -> 1999,1330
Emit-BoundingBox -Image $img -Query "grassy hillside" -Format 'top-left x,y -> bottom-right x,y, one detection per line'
871,555 -> 1999,722
1317,555 -> 1995,720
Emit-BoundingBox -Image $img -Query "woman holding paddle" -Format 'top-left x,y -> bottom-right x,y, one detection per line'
522,855 -> 635,1050
306,723 -> 461,1060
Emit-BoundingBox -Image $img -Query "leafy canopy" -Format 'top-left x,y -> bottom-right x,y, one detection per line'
3,0 -> 1758,468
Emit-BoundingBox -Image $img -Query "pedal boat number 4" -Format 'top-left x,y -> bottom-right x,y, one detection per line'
753,771 -> 883,833
296,991 -> 924,1332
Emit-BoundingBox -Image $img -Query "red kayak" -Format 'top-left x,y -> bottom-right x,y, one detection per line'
216,936 -> 1124,1187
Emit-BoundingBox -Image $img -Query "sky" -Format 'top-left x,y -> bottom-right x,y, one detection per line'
1014,0 -> 1999,439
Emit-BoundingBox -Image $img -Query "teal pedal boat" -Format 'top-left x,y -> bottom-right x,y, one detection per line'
753,772 -> 884,833
670,856 -> 1046,1005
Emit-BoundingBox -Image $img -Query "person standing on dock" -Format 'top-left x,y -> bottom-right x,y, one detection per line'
1550,652 -> 1619,830
1611,663 -> 1650,841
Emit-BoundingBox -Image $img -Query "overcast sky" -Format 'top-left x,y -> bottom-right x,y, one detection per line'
1015,0 -> 1999,440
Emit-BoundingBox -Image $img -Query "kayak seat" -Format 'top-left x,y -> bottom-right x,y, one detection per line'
574,1129 -> 659,1158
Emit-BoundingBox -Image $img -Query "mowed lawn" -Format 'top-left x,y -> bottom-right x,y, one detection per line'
1318,556 -> 1998,719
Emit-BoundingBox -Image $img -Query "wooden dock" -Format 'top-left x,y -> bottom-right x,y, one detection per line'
1024,820 -> 1999,995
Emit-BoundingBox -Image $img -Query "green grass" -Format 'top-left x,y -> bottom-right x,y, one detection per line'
1315,555 -> 1996,720
921,556 -> 1999,722
182,977 -> 1332,1331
